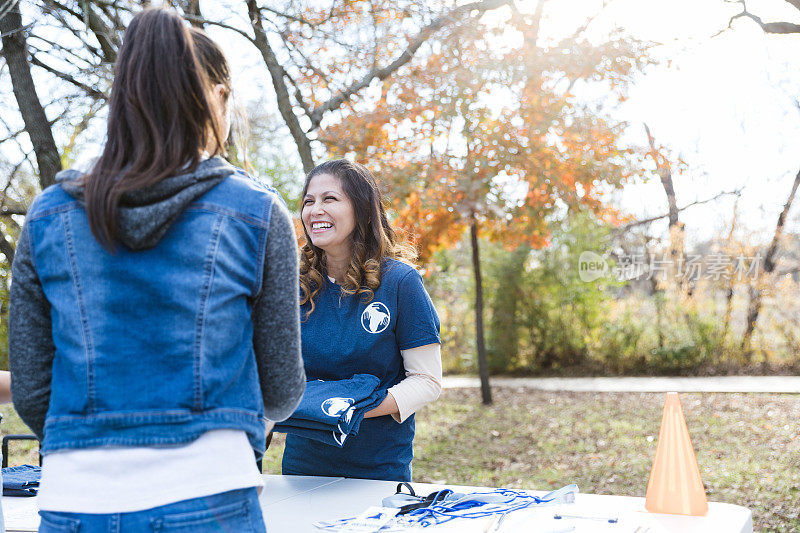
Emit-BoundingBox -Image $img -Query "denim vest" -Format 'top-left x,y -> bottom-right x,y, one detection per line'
26,174 -> 275,455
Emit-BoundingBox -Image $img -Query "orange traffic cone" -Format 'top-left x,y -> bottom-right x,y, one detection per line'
644,392 -> 708,516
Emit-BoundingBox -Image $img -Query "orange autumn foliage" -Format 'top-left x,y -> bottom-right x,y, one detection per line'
315,9 -> 651,262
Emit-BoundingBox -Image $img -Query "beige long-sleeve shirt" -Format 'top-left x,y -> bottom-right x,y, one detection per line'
387,343 -> 442,423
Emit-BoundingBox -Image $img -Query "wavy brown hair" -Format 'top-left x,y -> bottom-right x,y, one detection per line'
299,159 -> 417,316
82,8 -> 231,250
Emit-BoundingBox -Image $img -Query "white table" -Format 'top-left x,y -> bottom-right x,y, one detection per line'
2,474 -> 753,533
260,475 -> 753,533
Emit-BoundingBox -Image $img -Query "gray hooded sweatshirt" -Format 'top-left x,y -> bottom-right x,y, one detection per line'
9,157 -> 305,440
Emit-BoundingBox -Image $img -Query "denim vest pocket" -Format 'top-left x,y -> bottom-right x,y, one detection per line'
150,500 -> 252,532
39,511 -> 81,533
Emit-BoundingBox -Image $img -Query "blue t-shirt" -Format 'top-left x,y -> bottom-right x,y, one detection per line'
273,374 -> 385,446
282,259 -> 440,481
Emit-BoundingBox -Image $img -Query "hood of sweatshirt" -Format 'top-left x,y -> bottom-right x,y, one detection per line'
56,157 -> 237,251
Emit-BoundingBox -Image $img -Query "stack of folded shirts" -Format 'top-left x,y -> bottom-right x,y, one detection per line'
2,464 -> 41,497
274,374 -> 385,447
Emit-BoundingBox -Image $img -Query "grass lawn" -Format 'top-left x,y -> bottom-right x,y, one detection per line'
3,388 -> 798,532
265,388 -> 799,533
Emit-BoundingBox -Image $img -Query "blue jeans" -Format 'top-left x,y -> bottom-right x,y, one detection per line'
38,488 -> 266,532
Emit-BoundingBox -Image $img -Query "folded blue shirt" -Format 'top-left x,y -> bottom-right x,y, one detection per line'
2,464 -> 40,497
274,374 -> 386,447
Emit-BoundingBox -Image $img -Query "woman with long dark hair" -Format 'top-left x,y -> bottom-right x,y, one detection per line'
281,159 -> 442,481
9,9 -> 305,531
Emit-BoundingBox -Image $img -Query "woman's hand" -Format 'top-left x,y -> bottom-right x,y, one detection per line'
364,391 -> 399,418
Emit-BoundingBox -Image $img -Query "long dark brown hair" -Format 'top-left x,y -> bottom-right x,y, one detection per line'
83,8 -> 231,249
299,159 -> 417,316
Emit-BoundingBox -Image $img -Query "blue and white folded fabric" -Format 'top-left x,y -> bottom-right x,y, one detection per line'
274,374 -> 385,447
2,464 -> 41,497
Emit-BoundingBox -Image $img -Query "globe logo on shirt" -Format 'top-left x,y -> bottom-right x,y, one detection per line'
321,397 -> 354,417
361,302 -> 391,334
333,431 -> 348,446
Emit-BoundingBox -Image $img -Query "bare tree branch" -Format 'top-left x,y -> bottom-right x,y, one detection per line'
60,18 -> 104,58
29,32 -> 98,68
87,0 -> 134,9
0,207 -> 27,216
29,54 -> 107,100
281,65 -> 314,119
0,126 -> 26,145
568,0 -> 615,39
0,157 -> 23,264
95,0 -> 125,35
734,10 -> 800,33
719,2 -> 800,36
1,157 -> 25,203
614,189 -> 742,233
40,1 -> 120,60
247,0 -> 316,173
181,13 -> 254,42
80,0 -> 119,63
278,29 -> 333,91
41,0 -> 83,20
307,0 -> 513,130
258,5 -> 335,28
0,162 -> 30,215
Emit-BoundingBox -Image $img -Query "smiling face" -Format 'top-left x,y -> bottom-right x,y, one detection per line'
301,173 -> 356,259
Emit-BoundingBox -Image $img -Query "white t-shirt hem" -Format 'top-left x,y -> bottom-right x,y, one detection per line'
38,474 -> 264,514
37,429 -> 264,514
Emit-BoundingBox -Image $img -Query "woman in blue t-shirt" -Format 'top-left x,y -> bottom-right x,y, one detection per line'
282,159 -> 442,481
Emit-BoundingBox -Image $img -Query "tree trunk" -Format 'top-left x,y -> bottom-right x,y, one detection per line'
722,284 -> 734,340
722,197 -> 740,341
0,227 -> 15,264
1,1 -> 62,189
246,0 -> 316,174
470,216 -> 492,405
644,241 -> 665,349
645,124 -> 685,288
741,166 -> 800,356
